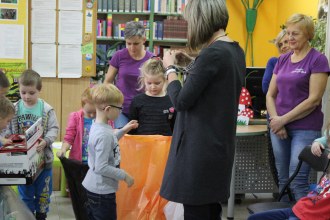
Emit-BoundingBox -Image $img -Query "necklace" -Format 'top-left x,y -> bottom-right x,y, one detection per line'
208,33 -> 227,46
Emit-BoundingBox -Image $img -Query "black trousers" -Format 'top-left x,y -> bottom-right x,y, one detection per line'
183,203 -> 222,220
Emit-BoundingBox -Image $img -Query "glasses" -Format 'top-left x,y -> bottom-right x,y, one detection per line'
102,105 -> 123,111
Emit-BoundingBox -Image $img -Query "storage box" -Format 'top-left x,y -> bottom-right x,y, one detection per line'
0,118 -> 44,185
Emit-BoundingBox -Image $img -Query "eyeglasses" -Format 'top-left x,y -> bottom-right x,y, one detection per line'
102,105 -> 123,111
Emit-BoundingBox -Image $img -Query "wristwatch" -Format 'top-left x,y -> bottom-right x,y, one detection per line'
165,65 -> 178,80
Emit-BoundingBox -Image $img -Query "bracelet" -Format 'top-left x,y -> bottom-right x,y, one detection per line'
165,65 -> 178,80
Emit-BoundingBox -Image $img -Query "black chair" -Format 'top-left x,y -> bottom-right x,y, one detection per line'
247,145 -> 330,214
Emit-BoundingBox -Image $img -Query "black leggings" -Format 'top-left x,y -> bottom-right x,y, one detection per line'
183,203 -> 222,220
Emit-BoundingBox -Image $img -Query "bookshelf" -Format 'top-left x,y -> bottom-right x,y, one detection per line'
96,0 -> 189,56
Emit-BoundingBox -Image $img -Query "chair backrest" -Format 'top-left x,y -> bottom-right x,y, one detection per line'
299,145 -> 330,173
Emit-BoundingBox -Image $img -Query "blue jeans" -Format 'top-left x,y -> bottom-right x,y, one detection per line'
247,208 -> 299,220
114,112 -> 129,129
270,129 -> 320,201
85,189 -> 116,220
18,168 -> 52,214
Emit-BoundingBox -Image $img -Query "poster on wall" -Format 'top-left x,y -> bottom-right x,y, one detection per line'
0,62 -> 25,102
0,24 -> 24,59
0,8 -> 17,20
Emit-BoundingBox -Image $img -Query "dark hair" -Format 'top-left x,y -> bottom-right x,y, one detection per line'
0,70 -> 10,88
0,97 -> 14,119
19,69 -> 42,91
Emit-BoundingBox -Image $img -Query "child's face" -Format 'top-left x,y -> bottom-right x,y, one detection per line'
19,85 -> 40,107
83,102 -> 96,119
0,113 -> 13,130
144,74 -> 165,96
105,103 -> 123,121
0,87 -> 9,96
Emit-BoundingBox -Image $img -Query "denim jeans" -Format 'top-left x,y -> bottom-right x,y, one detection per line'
247,208 -> 299,220
85,190 -> 116,220
270,129 -> 320,201
114,112 -> 129,129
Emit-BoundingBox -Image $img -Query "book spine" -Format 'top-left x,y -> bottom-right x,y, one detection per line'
119,0 -> 125,12
107,0 -> 112,12
130,0 -> 137,12
113,0 -> 119,12
136,0 -> 142,12
102,20 -> 107,36
97,0 -> 102,12
107,13 -> 112,37
102,0 -> 107,12
124,0 -> 130,12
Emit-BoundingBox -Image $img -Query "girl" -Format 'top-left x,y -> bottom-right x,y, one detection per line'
129,58 -> 175,136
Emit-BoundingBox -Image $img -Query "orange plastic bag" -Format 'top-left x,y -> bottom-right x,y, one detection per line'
117,135 -> 171,220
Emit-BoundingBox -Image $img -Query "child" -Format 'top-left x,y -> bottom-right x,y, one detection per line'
56,87 -> 96,163
247,133 -> 330,220
0,97 -> 15,146
5,69 -> 59,220
82,84 -> 138,220
129,58 -> 175,136
0,70 -> 10,96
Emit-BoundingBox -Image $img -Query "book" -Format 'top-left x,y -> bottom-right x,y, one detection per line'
107,0 -> 112,12
113,0 -> 119,12
102,0 -> 108,12
119,0 -> 125,12
124,0 -> 130,12
107,13 -> 112,37
130,0 -> 137,12
97,0 -> 103,12
136,0 -> 143,12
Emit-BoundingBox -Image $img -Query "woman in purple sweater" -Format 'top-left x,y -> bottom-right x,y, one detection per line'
104,21 -> 153,128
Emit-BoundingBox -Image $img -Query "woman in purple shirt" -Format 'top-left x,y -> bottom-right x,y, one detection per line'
267,14 -> 330,201
104,21 -> 153,128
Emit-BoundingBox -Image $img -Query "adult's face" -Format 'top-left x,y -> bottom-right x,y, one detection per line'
278,35 -> 290,54
125,36 -> 146,57
286,23 -> 310,51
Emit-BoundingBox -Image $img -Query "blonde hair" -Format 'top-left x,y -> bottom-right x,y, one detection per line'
19,69 -> 42,91
274,29 -> 287,50
138,58 -> 166,90
81,87 -> 93,107
286,13 -> 314,41
184,0 -> 228,51
91,84 -> 123,109
0,97 -> 14,119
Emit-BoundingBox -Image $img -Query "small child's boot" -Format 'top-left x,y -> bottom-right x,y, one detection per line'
36,212 -> 47,220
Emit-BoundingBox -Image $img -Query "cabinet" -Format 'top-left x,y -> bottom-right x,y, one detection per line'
96,0 -> 189,58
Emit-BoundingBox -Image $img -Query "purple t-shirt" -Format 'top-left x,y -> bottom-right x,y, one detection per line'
110,48 -> 153,114
273,48 -> 330,130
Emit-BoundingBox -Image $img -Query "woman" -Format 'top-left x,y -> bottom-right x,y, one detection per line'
262,29 -> 290,94
267,13 -> 330,201
104,21 -> 153,128
160,0 -> 245,219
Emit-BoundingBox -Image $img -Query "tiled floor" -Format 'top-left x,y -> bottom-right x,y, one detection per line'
48,191 -> 275,220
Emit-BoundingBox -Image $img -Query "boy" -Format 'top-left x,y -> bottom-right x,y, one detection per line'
0,97 -> 15,146
82,84 -> 138,220
4,69 -> 59,220
0,70 -> 10,96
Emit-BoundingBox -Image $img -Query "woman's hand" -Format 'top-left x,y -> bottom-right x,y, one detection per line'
311,141 -> 324,157
269,115 -> 286,134
163,50 -> 177,68
274,127 -> 288,140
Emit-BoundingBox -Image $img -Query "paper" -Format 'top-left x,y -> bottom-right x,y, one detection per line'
31,0 -> 56,9
58,44 -> 82,78
59,0 -> 82,10
85,10 -> 93,33
32,44 -> 57,77
31,10 -> 56,43
81,43 -> 93,54
59,11 -> 83,44
0,24 -> 24,59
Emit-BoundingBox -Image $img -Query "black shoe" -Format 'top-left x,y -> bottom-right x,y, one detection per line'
36,212 -> 47,220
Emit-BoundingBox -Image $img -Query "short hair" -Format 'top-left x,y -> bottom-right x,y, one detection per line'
286,13 -> 314,42
0,70 -> 10,89
18,69 -> 42,91
138,58 -> 166,90
124,21 -> 145,39
184,0 -> 229,50
91,84 -> 124,109
274,29 -> 287,50
0,97 -> 14,119
81,87 -> 93,107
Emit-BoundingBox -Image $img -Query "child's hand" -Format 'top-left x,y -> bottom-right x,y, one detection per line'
311,141 -> 324,157
123,120 -> 139,132
56,149 -> 66,158
36,139 -> 47,152
124,173 -> 134,187
1,138 -> 12,146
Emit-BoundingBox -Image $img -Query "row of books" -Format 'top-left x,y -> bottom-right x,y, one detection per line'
97,19 -> 151,39
97,18 -> 187,40
97,0 -> 150,13
97,0 -> 189,14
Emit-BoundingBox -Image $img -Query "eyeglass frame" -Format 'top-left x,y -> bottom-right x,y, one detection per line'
102,105 -> 123,111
